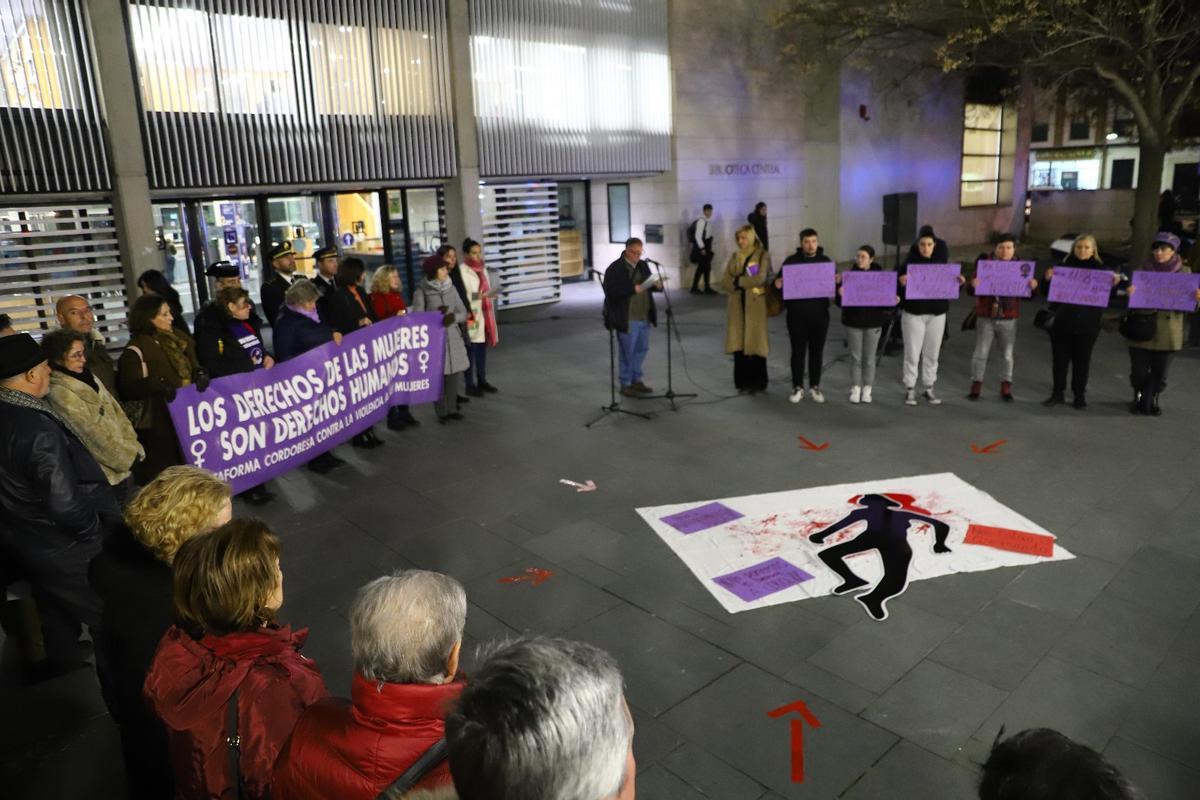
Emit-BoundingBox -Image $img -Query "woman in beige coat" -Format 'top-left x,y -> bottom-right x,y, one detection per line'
720,224 -> 773,392
42,329 -> 143,495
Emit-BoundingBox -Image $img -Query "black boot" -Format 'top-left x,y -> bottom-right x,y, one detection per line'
1145,391 -> 1161,416
387,407 -> 410,430
1130,389 -> 1143,414
1042,392 -> 1064,407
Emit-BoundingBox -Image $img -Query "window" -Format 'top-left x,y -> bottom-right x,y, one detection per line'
960,103 -> 1015,207
213,14 -> 297,115
1068,115 -> 1091,141
130,5 -> 217,112
0,0 -> 84,110
1112,105 -> 1136,139
1110,159 -> 1135,189
1031,122 -> 1050,144
608,183 -> 631,243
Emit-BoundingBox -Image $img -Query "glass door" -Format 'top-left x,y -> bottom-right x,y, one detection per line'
152,202 -> 199,320
557,181 -> 590,280
332,191 -> 385,272
197,199 -> 263,301
267,196 -> 322,277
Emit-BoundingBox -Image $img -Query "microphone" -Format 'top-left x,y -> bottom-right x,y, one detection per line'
643,257 -> 661,266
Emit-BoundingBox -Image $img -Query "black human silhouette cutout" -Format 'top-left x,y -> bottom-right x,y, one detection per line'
808,493 -> 951,621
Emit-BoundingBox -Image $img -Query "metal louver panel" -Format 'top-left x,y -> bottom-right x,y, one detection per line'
470,0 -> 671,178
1,203 -> 130,348
480,182 -> 560,309
126,0 -> 457,190
0,0 -> 111,194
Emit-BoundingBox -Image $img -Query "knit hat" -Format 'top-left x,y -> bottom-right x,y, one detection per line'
0,333 -> 47,380
422,254 -> 444,279
1152,232 -> 1181,251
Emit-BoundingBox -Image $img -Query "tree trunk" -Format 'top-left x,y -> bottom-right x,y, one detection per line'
1132,139 -> 1167,259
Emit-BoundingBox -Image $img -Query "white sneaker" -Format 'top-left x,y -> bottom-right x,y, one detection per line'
849,386 -> 862,404
862,386 -> 873,404
809,387 -> 825,404
788,387 -> 804,404
923,388 -> 942,405
904,388 -> 917,406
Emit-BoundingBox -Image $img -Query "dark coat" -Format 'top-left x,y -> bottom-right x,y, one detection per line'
906,236 -> 949,264
195,311 -> 269,378
144,625 -> 328,800
838,262 -> 891,329
193,300 -> 263,342
1043,254 -> 1114,334
602,257 -> 658,333
88,524 -> 174,798
781,247 -> 834,312
311,274 -> 337,301
84,334 -> 118,396
747,211 -> 769,251
449,266 -> 471,314
260,273 -> 297,326
899,253 -> 951,316
117,331 -> 198,483
0,398 -> 118,568
274,306 -> 335,362
322,286 -> 378,336
273,673 -> 463,800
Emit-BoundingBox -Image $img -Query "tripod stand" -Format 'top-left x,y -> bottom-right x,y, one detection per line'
642,263 -> 698,410
586,328 -> 653,427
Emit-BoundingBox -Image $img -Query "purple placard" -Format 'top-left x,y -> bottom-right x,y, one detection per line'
1128,271 -> 1200,313
975,260 -> 1035,298
1048,266 -> 1113,308
660,502 -> 744,535
841,270 -> 898,307
782,261 -> 836,300
167,313 -> 446,493
905,263 -> 962,300
713,557 -> 814,603
746,262 -> 762,277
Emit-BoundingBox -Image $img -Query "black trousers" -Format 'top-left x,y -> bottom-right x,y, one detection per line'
691,250 -> 713,291
1050,325 -> 1100,397
1129,347 -> 1173,394
733,352 -> 768,391
786,305 -> 830,388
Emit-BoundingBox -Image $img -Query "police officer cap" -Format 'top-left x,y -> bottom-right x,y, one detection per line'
205,261 -> 240,278
313,246 -> 338,261
269,241 -> 294,261
0,333 -> 46,380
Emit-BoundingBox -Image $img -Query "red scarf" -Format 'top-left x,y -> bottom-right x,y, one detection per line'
466,257 -> 499,347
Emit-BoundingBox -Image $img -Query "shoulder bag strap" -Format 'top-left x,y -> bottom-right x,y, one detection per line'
376,738 -> 448,800
226,687 -> 247,799
127,345 -> 148,378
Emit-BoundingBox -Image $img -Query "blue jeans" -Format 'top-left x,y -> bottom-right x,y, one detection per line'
465,342 -> 488,389
617,320 -> 651,386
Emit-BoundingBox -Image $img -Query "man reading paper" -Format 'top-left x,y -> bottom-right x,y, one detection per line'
603,238 -> 666,398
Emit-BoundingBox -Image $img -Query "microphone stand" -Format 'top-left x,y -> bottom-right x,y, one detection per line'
586,327 -> 652,427
641,260 -> 697,410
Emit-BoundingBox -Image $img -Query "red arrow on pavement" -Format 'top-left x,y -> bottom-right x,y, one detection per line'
499,567 -> 555,587
767,700 -> 822,783
797,436 -> 830,452
971,439 -> 1007,454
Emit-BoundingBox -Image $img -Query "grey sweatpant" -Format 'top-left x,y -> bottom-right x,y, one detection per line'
846,327 -> 881,387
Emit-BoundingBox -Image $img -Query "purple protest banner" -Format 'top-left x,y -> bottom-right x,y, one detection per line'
713,557 -> 814,603
660,502 -> 744,535
782,261 -> 836,300
1048,266 -> 1113,308
905,263 -> 962,300
1128,271 -> 1200,313
975,260 -> 1035,297
167,313 -> 445,493
841,270 -> 898,307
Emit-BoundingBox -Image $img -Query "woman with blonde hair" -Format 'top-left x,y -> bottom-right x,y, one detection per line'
1041,234 -> 1121,409
369,266 -> 419,431
720,223 -> 773,392
88,466 -> 232,799
145,519 -> 328,800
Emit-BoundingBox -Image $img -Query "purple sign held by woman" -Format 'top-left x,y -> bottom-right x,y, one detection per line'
975,260 -> 1035,297
1128,271 -> 1200,312
905,263 -> 962,300
167,313 -> 445,493
841,271 -> 898,307
1048,266 -> 1114,308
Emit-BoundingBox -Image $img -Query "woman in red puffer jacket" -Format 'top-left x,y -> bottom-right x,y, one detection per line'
144,519 -> 327,799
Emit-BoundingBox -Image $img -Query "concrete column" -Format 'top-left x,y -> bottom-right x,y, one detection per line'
443,0 -> 484,249
84,0 -> 158,297
800,64 -> 842,255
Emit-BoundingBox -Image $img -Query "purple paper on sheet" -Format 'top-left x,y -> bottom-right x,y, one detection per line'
713,557 -> 814,603
1048,266 -> 1113,308
746,262 -> 761,277
1128,271 -> 1200,312
660,502 -> 744,535
782,261 -> 836,300
167,313 -> 445,494
905,263 -> 962,300
841,270 -> 897,307
975,260 -> 1035,298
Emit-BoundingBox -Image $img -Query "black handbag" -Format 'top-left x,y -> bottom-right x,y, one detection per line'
1033,307 -> 1057,332
1119,312 -> 1157,342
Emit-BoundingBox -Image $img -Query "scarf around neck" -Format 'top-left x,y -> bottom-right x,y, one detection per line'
0,385 -> 85,442
289,304 -> 322,324
1141,252 -> 1183,273
51,362 -> 99,392
153,328 -> 193,384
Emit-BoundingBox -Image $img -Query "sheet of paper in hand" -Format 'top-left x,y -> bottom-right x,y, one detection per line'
905,263 -> 962,300
1128,270 -> 1200,313
782,261 -> 836,300
1047,266 -> 1113,307
975,260 -> 1035,297
841,270 -> 897,307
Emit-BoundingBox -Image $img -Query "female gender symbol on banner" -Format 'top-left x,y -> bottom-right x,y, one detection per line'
190,439 -> 207,468
418,350 -> 431,373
